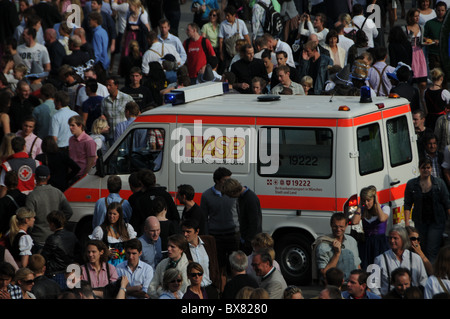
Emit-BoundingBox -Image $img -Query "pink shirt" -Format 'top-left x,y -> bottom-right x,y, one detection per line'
81,262 -> 119,288
68,131 -> 97,177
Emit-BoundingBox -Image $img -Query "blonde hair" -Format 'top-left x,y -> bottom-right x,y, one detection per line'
91,118 -> 109,135
236,286 -> 255,299
128,0 -> 145,12
430,68 -> 445,82
250,288 -> 270,299
301,75 -> 314,88
9,207 -> 35,245
14,267 -> 34,283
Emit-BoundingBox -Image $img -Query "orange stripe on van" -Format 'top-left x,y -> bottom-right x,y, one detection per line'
353,112 -> 382,126
135,115 -> 177,123
257,118 -> 337,127
382,104 -> 410,118
177,115 -> 255,125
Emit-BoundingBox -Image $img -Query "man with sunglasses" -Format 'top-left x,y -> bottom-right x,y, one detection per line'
116,238 -> 154,299
181,219 -> 220,298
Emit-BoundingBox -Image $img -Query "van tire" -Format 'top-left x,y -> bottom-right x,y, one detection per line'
275,232 -> 312,285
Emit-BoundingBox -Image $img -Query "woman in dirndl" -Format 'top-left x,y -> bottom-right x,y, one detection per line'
89,202 -> 136,266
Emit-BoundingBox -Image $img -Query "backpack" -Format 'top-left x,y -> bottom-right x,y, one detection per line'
258,1 -> 283,37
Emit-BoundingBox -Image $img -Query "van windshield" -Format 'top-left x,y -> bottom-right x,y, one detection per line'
258,127 -> 333,178
106,128 -> 165,174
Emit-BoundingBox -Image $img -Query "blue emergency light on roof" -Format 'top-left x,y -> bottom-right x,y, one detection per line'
163,81 -> 226,105
360,86 -> 372,103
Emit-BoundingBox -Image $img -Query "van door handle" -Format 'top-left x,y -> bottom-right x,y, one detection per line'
390,180 -> 400,186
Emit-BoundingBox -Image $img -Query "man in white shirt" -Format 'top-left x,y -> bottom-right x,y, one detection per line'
158,18 -> 187,65
141,30 -> 181,76
351,3 -> 379,48
263,33 -> 295,68
17,27 -> 51,73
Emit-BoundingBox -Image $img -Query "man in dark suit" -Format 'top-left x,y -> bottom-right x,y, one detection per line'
231,43 -> 269,94
181,219 -> 221,298
61,35 -> 91,68
44,28 -> 66,79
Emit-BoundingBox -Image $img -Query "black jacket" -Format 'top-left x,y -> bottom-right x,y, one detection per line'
41,229 -> 82,274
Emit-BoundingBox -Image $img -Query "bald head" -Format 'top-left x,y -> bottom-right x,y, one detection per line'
44,28 -> 57,43
74,27 -> 86,43
144,216 -> 161,242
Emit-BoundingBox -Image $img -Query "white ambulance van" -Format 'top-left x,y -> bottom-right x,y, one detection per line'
65,82 -> 419,285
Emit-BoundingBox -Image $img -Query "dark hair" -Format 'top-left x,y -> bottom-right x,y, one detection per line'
124,238 -> 143,252
388,25 -> 409,44
261,49 -> 272,60
89,11 -> 103,25
84,239 -> 110,263
138,169 -> 156,188
42,135 -> 60,153
125,101 -> 140,117
325,267 -> 344,287
213,167 -> 232,184
325,29 -> 339,44
406,9 -> 419,26
85,78 -> 98,94
153,196 -> 167,214
107,175 -> 122,193
177,184 -> 195,201
168,233 -> 188,251
330,212 -> 348,225
390,267 -> 412,284
0,261 -> 16,278
224,5 -> 237,16
54,90 -> 70,107
46,210 -> 67,229
40,83 -> 57,99
350,269 -> 369,286
11,136 -> 26,153
181,218 -> 200,231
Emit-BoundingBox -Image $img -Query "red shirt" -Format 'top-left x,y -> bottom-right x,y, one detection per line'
184,36 -> 216,78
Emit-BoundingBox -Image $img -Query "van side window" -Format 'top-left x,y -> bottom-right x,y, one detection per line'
386,116 -> 412,167
357,123 -> 384,175
106,128 -> 165,174
258,127 -> 333,178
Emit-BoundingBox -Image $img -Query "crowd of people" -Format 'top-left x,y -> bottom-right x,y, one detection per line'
1,0 -> 450,301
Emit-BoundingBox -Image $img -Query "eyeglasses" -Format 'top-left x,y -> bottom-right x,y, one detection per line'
169,279 -> 182,284
190,272 -> 203,277
211,14 -> 217,17
410,237 -> 420,241
24,279 -> 35,285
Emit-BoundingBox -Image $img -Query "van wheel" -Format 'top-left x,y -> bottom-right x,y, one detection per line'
275,233 -> 312,285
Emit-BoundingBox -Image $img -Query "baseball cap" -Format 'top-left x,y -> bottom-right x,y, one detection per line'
35,165 -> 50,179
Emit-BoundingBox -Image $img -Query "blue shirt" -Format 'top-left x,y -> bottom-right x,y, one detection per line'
92,193 -> 133,228
139,234 -> 162,269
32,99 -> 55,139
116,260 -> 154,299
49,106 -> 79,147
92,25 -> 110,69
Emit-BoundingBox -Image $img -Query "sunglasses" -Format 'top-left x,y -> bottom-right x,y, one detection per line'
190,272 -> 203,277
410,237 -> 420,241
24,279 -> 35,285
170,279 -> 182,284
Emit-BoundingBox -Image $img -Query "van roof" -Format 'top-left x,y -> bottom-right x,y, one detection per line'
141,94 -> 410,120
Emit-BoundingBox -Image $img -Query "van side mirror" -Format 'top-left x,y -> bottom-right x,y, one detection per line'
95,149 -> 106,178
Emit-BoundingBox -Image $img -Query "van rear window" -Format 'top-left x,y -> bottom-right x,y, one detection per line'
357,123 -> 384,175
386,115 -> 412,167
258,128 -> 333,178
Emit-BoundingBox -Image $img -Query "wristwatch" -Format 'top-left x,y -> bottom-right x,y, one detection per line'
120,287 -> 127,293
